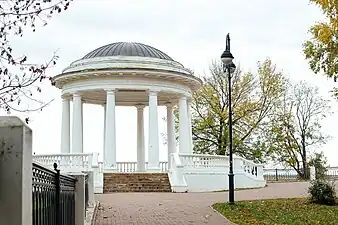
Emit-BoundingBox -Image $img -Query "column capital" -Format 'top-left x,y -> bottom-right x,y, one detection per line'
135,104 -> 145,109
148,89 -> 159,96
61,97 -> 70,102
179,95 -> 187,101
72,92 -> 81,98
164,102 -> 174,108
104,89 -> 116,94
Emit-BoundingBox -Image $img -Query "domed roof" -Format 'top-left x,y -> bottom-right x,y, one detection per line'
82,42 -> 174,61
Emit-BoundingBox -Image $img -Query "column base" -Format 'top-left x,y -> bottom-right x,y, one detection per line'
147,164 -> 161,172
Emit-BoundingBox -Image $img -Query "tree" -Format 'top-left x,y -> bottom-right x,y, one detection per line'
0,0 -> 71,119
303,0 -> 338,81
266,81 -> 331,179
190,59 -> 286,162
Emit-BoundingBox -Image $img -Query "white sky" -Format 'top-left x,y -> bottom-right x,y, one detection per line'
5,0 -> 338,165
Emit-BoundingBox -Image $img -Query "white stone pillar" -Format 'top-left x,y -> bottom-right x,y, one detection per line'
179,96 -> 189,154
81,101 -> 84,152
147,90 -> 160,171
72,92 -> 83,153
136,104 -> 146,172
166,103 -> 176,169
103,104 -> 106,154
104,90 -> 117,170
61,97 -> 70,154
187,98 -> 193,154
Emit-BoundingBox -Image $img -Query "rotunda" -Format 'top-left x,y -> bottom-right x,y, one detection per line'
53,42 -> 203,172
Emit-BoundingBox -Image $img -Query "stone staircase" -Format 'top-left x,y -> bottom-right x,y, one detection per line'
103,173 -> 172,193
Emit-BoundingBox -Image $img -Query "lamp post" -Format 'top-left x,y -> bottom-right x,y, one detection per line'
221,33 -> 236,204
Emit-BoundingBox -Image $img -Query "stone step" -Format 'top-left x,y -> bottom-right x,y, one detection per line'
103,172 -> 172,193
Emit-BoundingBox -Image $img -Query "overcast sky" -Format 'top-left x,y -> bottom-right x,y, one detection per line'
5,0 -> 338,165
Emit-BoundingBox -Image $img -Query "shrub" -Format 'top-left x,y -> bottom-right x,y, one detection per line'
308,179 -> 336,205
308,152 -> 328,180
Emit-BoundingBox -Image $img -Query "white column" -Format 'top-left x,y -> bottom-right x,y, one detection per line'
81,101 -> 84,152
104,90 -> 117,170
187,98 -> 193,154
136,104 -> 145,172
72,92 -> 83,153
61,97 -> 70,153
147,90 -> 160,171
166,103 -> 176,169
103,104 -> 106,154
179,96 -> 189,154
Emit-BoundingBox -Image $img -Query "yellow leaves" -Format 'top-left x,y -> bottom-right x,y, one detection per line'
311,22 -> 335,44
310,0 -> 338,14
304,0 -> 338,78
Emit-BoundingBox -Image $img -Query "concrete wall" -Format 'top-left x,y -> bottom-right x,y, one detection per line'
0,116 -> 32,225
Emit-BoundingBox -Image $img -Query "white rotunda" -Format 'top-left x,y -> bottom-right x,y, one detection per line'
53,42 -> 203,172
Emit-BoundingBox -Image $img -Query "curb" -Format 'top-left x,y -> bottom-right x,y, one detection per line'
209,205 -> 237,225
91,201 -> 100,225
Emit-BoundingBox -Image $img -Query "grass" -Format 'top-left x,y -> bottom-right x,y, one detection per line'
213,198 -> 338,225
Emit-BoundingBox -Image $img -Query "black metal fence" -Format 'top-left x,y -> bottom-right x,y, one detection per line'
85,175 -> 89,210
32,162 -> 76,225
264,167 -> 338,181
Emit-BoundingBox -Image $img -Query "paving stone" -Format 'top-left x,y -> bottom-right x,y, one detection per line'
94,181 -> 338,225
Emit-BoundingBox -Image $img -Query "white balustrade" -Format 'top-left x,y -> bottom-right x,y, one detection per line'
178,153 -> 229,169
32,153 -> 96,173
116,162 -> 137,172
32,152 -> 267,193
115,161 -> 168,172
169,153 -> 188,192
234,155 -> 264,179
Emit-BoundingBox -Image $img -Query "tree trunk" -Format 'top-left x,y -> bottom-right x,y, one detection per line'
301,133 -> 307,179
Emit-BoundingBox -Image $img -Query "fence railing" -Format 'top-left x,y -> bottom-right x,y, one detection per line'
263,167 -> 338,181
32,162 -> 76,225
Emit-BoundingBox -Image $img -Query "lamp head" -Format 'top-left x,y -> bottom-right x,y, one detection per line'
221,50 -> 234,66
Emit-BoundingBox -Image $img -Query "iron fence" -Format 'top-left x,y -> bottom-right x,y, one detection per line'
263,168 -> 299,181
263,167 -> 338,181
32,162 -> 76,225
85,175 -> 89,210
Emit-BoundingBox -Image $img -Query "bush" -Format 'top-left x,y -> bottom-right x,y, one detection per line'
308,179 -> 336,205
308,152 -> 328,180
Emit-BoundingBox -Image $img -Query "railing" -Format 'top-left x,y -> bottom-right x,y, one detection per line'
33,153 -> 94,173
169,153 -> 188,192
263,167 -> 338,181
325,167 -> 338,179
177,153 -> 264,179
178,154 -> 229,168
32,162 -> 76,225
116,161 -> 168,172
85,175 -> 89,210
237,156 -> 264,179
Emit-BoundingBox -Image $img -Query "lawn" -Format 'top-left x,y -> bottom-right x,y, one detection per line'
213,198 -> 338,225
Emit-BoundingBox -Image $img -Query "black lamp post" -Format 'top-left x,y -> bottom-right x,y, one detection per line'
221,33 -> 236,204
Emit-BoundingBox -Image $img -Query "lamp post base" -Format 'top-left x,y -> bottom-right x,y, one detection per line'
228,172 -> 235,204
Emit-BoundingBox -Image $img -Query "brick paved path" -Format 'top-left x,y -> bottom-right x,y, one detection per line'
94,182 -> 338,225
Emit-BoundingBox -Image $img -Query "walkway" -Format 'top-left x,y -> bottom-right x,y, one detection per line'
93,182 -> 336,225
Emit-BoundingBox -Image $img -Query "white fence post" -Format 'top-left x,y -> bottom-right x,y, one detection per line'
87,171 -> 95,206
310,166 -> 316,181
74,174 -> 85,225
0,116 -> 32,225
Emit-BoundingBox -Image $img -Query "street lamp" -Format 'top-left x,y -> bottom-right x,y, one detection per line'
221,33 -> 236,204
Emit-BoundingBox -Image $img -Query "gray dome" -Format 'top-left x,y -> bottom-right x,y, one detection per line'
82,42 -> 174,61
